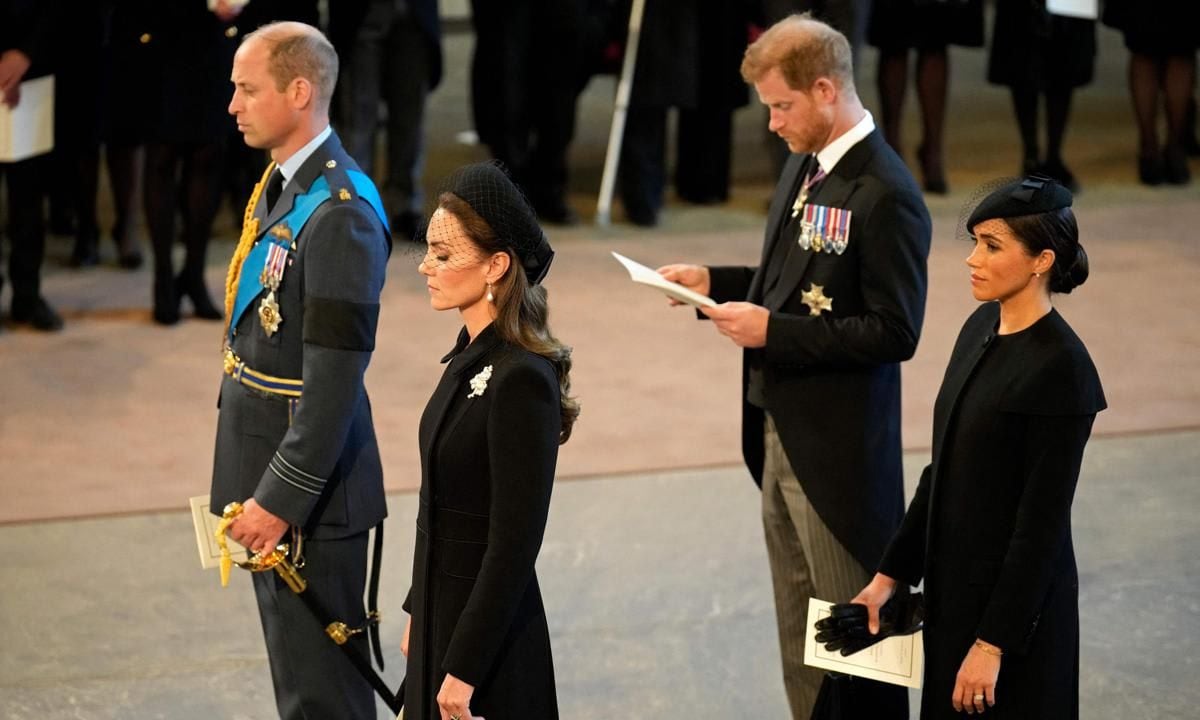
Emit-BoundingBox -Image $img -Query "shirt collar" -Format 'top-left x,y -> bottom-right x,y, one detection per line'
277,124 -> 332,187
814,110 -> 875,175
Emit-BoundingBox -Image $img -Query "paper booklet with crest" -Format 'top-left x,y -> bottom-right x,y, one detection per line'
611,252 -> 717,309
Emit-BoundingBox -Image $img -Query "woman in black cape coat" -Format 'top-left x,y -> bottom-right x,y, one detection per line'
401,163 -> 579,720
848,176 -> 1105,718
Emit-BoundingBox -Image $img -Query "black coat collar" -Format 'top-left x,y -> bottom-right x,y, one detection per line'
440,322 -> 504,376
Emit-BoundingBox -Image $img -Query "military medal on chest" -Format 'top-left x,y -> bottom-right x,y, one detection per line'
790,164 -> 827,220
258,223 -> 292,337
797,204 -> 852,256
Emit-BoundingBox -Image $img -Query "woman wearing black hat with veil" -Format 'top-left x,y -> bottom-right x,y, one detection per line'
400,162 -> 579,720
832,176 -> 1105,718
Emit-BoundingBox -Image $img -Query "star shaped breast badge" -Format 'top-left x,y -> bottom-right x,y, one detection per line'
801,283 -> 833,316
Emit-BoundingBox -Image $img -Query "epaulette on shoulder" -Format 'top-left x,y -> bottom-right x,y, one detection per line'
320,159 -> 358,204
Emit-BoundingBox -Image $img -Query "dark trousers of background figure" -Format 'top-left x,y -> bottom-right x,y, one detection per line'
252,531 -> 376,720
618,106 -> 735,224
762,0 -> 871,175
55,141 -> 144,266
143,141 -> 226,324
339,0 -> 431,233
470,0 -> 584,216
0,156 -> 50,312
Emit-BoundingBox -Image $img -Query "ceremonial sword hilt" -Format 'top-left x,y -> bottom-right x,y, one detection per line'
214,502 -> 307,592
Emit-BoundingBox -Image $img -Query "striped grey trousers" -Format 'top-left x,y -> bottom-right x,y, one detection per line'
762,414 -> 872,720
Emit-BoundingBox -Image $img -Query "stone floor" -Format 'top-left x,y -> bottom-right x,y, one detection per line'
2,431 -> 1198,718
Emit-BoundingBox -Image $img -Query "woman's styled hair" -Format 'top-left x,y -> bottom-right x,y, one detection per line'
1005,209 -> 1090,294
439,192 -> 580,443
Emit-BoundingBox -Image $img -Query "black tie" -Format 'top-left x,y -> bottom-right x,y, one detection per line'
264,169 -> 284,214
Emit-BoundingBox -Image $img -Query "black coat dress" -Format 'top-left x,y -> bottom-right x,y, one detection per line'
880,303 -> 1106,719
404,324 -> 561,720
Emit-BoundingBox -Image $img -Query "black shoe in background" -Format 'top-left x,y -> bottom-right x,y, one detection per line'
10,296 -> 64,331
1164,144 -> 1192,185
113,222 -> 144,269
153,276 -> 181,326
1138,153 -> 1165,186
70,230 -> 101,268
179,273 -> 223,321
1039,158 -> 1080,193
625,203 -> 659,227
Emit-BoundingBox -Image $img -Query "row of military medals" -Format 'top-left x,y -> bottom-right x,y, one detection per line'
258,224 -> 293,337
791,161 -> 843,317
791,165 -> 850,255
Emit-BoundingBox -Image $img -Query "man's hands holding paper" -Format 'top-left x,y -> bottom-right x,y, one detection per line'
657,264 -> 769,348
656,264 -> 711,301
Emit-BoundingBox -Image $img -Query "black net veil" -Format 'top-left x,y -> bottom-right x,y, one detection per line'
956,176 -> 1022,243
409,161 -> 555,284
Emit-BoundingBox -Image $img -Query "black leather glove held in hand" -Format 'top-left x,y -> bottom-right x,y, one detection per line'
814,591 -> 925,656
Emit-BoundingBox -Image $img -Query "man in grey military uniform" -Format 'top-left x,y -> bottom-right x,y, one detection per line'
212,21 -> 390,719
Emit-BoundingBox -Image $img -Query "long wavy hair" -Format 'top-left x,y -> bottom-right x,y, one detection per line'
440,192 -> 580,444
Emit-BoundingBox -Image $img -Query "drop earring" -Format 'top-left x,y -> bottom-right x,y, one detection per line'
486,283 -> 494,302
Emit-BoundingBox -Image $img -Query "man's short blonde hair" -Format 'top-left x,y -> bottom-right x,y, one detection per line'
740,14 -> 855,93
244,22 -> 339,113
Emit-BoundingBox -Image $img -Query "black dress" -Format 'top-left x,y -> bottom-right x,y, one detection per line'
1102,0 -> 1200,56
988,0 -> 1096,89
880,303 -> 1105,719
404,324 -> 561,720
868,0 -> 985,51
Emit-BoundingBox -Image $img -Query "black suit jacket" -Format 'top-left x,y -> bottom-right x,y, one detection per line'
708,129 -> 931,571
210,131 -> 390,538
403,324 -> 561,720
879,304 -> 1105,719
1,0 -> 56,79
327,0 -> 442,90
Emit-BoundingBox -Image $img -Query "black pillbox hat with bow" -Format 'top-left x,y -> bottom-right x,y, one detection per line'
443,162 -> 555,285
966,175 -> 1074,234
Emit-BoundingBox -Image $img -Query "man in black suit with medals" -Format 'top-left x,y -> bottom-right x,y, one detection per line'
661,14 -> 930,719
213,21 -> 390,719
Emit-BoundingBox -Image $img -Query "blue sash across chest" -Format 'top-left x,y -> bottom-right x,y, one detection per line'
229,170 -> 388,338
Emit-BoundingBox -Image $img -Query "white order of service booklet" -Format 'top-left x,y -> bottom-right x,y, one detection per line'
804,597 -> 924,688
189,494 -> 248,570
610,251 -> 716,308
0,75 -> 55,163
